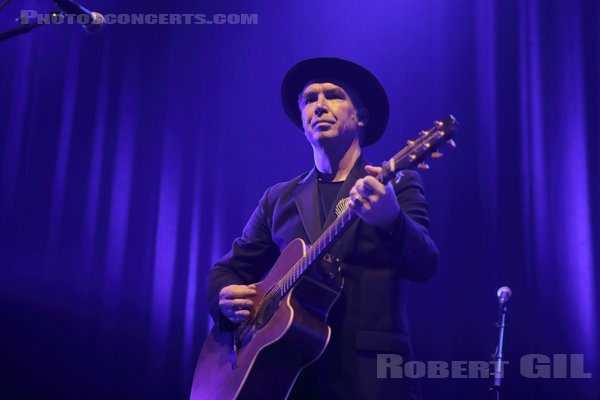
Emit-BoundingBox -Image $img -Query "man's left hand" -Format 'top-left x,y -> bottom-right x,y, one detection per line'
347,165 -> 401,229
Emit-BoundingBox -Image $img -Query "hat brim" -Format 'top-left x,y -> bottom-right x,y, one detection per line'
281,57 -> 389,147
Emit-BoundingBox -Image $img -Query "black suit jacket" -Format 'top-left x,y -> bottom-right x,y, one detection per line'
207,157 -> 438,399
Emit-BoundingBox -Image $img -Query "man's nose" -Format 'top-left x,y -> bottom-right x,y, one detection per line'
315,97 -> 328,116
315,106 -> 327,117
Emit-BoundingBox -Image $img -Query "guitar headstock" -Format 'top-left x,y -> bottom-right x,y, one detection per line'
380,114 -> 458,183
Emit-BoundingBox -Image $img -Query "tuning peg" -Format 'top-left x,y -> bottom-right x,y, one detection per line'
417,162 -> 430,171
434,120 -> 443,127
447,139 -> 457,148
419,130 -> 428,136
407,140 -> 416,146
431,151 -> 443,159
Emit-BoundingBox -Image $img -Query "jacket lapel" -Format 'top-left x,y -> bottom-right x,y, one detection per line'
294,168 -> 321,244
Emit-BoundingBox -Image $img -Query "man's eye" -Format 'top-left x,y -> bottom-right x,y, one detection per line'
304,98 -> 316,104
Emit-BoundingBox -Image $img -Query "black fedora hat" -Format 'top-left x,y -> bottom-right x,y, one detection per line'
281,57 -> 390,147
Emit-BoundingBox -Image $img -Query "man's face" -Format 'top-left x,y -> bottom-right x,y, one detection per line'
298,81 -> 366,147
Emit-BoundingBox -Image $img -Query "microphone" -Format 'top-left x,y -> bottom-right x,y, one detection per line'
491,286 -> 512,396
496,286 -> 512,305
54,0 -> 105,34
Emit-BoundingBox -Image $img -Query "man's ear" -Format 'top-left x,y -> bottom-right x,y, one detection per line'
357,107 -> 369,127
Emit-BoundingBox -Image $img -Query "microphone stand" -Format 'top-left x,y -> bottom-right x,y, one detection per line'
0,10 -> 61,42
490,300 -> 509,399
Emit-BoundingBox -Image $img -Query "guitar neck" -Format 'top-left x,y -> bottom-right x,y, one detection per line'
275,114 -> 458,297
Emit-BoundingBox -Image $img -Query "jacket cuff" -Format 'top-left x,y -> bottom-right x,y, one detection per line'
376,211 -> 407,249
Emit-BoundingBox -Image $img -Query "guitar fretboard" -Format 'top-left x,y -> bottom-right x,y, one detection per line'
277,204 -> 357,296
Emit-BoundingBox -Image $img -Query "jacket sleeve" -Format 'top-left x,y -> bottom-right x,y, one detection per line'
207,187 -> 280,329
376,169 -> 439,281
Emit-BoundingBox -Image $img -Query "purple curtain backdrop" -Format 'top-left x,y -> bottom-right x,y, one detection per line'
1,0 -> 598,399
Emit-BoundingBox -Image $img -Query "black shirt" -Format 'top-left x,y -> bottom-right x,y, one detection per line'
317,178 -> 344,228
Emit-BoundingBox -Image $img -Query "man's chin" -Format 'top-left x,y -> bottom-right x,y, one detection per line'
309,127 -> 338,139
311,132 -> 338,144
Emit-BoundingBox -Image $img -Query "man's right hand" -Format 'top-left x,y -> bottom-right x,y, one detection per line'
218,284 -> 257,324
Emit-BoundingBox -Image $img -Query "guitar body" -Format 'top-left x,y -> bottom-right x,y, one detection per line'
190,238 -> 343,400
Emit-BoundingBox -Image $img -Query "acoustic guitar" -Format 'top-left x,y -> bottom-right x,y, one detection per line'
190,115 -> 458,399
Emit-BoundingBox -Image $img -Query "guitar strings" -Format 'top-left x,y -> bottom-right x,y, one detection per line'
237,129 -> 429,334
238,209 -> 353,334
237,123 -> 449,335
